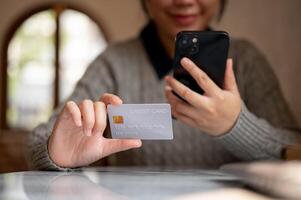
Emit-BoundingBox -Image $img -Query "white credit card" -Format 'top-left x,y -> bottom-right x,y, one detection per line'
107,104 -> 173,140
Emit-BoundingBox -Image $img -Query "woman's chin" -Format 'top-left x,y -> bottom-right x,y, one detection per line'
170,25 -> 203,35
174,21 -> 208,32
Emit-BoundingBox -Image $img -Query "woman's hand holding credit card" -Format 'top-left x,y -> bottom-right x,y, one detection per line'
47,93 -> 142,168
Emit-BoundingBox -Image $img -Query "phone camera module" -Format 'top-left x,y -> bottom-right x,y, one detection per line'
182,39 -> 188,45
191,47 -> 197,52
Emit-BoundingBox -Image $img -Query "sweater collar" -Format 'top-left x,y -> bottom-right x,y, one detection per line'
140,21 -> 173,79
140,21 -> 212,79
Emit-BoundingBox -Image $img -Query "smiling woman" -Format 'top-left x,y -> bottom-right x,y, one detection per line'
28,0 -> 300,171
2,4 -> 107,130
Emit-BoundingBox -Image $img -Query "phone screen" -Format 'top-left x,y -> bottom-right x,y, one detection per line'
173,31 -> 229,94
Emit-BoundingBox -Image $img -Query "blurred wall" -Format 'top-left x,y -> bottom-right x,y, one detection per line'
217,0 -> 301,125
0,0 -> 301,125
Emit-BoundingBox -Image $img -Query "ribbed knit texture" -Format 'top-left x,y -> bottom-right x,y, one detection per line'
27,37 -> 300,170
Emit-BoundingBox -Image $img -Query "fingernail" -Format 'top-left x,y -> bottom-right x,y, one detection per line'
87,131 -> 92,137
165,86 -> 171,91
113,98 -> 123,105
84,128 -> 91,136
181,57 -> 188,62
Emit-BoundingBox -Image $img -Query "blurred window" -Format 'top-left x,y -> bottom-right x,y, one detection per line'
4,5 -> 107,130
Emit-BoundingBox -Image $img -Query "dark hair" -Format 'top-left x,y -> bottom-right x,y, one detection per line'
141,0 -> 227,21
219,0 -> 227,20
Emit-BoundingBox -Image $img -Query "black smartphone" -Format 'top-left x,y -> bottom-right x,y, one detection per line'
173,31 -> 230,95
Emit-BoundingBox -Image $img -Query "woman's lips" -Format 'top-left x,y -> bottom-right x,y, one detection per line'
171,14 -> 198,26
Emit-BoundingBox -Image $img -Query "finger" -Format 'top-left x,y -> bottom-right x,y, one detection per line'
102,139 -> 142,157
165,85 -> 185,105
180,57 -> 222,97
223,59 -> 238,92
165,88 -> 202,120
165,76 -> 209,108
172,110 -> 198,129
79,100 -> 95,136
100,93 -> 123,106
92,101 -> 107,136
65,101 -> 82,127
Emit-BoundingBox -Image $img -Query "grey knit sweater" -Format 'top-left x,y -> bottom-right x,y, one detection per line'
27,37 -> 300,170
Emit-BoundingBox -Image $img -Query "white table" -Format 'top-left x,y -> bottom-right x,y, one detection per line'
0,167 -> 243,200
2,162 -> 300,200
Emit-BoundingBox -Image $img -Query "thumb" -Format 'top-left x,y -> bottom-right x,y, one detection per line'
100,93 -> 123,106
223,59 -> 238,92
101,139 -> 142,158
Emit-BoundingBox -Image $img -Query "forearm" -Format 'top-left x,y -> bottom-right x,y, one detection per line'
217,102 -> 300,161
27,55 -> 116,170
27,108 -> 71,170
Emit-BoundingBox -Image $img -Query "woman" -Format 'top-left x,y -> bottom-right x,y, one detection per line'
28,0 -> 299,170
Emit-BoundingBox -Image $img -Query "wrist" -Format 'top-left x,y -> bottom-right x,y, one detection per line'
213,100 -> 242,137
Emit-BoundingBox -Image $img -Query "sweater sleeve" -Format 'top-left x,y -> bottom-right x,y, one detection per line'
217,40 -> 300,160
27,54 -> 117,170
217,102 -> 300,160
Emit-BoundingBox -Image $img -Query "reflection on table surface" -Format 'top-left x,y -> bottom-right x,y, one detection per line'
0,167 -> 243,200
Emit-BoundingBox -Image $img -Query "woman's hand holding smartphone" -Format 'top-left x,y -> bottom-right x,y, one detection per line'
173,31 -> 230,94
165,31 -> 242,136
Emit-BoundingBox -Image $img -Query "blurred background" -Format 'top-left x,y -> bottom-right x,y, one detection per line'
0,0 -> 300,172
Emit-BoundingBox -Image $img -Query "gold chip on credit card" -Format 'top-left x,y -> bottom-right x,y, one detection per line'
113,116 -> 124,124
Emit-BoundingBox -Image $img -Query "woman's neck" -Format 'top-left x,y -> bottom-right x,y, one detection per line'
157,28 -> 175,58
